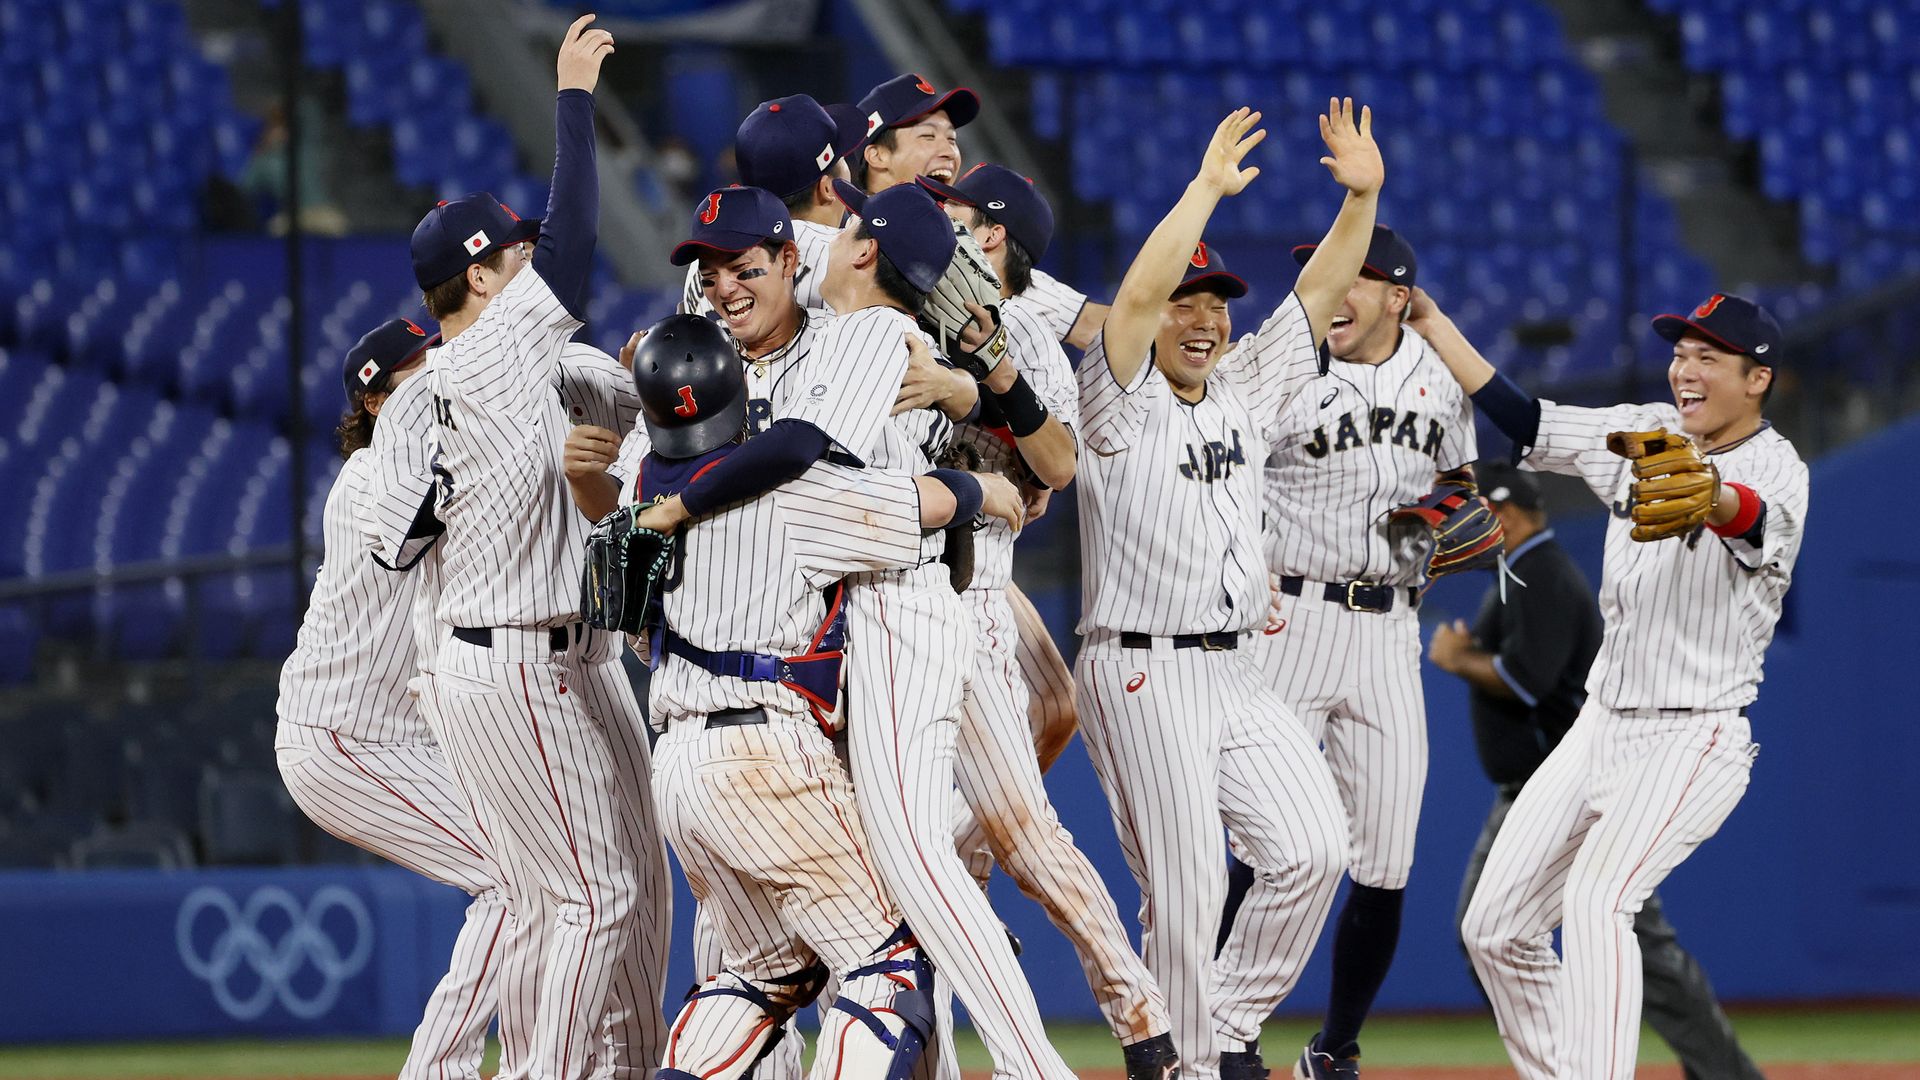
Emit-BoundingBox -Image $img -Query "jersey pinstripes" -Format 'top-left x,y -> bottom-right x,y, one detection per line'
1075,294 -> 1320,636
1263,327 -> 1477,586
278,450 -> 428,743
955,296 -> 1079,592
1523,403 -> 1808,711
1022,269 -> 1091,344
681,218 -> 838,316
624,461 -> 925,723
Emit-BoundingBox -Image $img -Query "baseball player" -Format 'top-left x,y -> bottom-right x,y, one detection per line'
276,318 -> 511,1080
631,182 -> 1075,1080
1211,223 -> 1480,1080
1429,462 -> 1764,1080
916,164 -> 1180,1076
617,315 -> 1028,1080
1073,102 -> 1382,1080
1418,288 -> 1807,1080
407,20 -> 671,1080
678,94 -> 863,317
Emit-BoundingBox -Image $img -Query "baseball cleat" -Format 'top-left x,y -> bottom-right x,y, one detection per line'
1122,1032 -> 1180,1080
1293,1034 -> 1360,1080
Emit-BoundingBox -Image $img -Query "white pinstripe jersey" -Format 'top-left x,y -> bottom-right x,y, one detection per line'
679,217 -> 839,316
278,449 -> 428,743
620,461 -> 924,722
1524,402 -> 1809,711
781,305 -> 954,564
1075,294 -> 1322,636
1023,268 -> 1091,344
1263,325 -> 1477,587
955,294 -> 1079,592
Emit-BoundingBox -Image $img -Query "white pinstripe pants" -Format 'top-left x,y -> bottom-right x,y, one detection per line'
952,590 -> 1171,1045
431,632 -> 671,1080
844,567 -> 1071,1080
1251,591 -> 1429,889
276,723 -> 510,1080
1076,634 -> 1348,1080
1462,702 -> 1756,1080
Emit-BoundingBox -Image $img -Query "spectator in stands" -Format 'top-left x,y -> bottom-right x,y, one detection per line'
1429,462 -> 1764,1080
240,99 -> 348,236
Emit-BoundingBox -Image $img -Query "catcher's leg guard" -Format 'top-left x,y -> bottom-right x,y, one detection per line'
657,963 -> 828,1080
816,925 -> 938,1080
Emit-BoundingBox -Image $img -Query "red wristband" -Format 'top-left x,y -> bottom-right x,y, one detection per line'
1707,482 -> 1762,537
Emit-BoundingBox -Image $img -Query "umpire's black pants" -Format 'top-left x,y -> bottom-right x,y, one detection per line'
1457,785 -> 1767,1080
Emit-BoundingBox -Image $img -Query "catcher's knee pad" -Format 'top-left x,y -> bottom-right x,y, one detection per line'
818,924 -> 937,1080
657,963 -> 828,1080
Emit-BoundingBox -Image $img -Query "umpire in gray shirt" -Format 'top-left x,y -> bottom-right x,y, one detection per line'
1429,461 -> 1764,1080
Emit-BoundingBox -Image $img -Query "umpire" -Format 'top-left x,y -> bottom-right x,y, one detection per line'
1429,462 -> 1763,1080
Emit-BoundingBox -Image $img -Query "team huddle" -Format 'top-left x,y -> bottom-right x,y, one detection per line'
271,17 -> 1809,1080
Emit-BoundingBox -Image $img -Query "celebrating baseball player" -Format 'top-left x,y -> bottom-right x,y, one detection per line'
276,318 -> 513,1080
1073,101 -> 1381,1080
407,20 -> 671,1080
609,314 -> 1026,1080
1418,288 -> 1807,1080
1231,223 -> 1487,1080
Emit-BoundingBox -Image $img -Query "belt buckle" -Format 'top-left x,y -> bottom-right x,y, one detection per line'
1200,633 -> 1227,651
1345,581 -> 1385,613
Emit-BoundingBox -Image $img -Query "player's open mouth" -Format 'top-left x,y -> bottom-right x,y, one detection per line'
926,165 -> 955,183
722,296 -> 754,324
1677,389 -> 1705,416
1179,339 -> 1216,362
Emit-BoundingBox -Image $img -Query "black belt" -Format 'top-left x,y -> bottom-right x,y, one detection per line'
706,707 -> 767,728
1657,706 -> 1750,718
452,625 -> 582,651
1118,631 -> 1239,652
1278,575 -> 1418,614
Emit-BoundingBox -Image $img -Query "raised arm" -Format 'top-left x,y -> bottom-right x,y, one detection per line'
1291,98 -> 1384,346
531,15 -> 613,320
1103,108 -> 1268,385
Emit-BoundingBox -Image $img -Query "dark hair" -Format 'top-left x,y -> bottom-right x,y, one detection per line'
1743,355 -> 1776,407
855,128 -> 901,189
781,183 -> 816,215
422,247 -> 511,321
968,208 -> 1032,296
855,221 -> 927,315
335,394 -> 376,458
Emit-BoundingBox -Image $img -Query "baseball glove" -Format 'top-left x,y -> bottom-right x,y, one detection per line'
1606,430 -> 1719,542
1390,485 -> 1506,579
580,505 -> 677,634
920,221 -> 1008,380
935,441 -> 980,594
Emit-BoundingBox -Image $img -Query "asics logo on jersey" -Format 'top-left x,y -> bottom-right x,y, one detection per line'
1301,407 -> 1444,460
1177,429 -> 1247,483
176,885 -> 374,1021
1125,672 -> 1146,692
1320,390 -> 1338,409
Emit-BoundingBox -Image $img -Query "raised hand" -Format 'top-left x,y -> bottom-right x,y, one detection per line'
617,329 -> 645,371
557,14 -> 615,94
1318,97 -> 1382,197
1194,107 -> 1268,198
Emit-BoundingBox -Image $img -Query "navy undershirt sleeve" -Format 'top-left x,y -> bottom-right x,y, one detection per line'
531,89 -> 598,322
679,419 -> 831,517
1470,369 -> 1542,459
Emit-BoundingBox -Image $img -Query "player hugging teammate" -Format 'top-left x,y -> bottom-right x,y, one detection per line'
277,20 -> 1806,1079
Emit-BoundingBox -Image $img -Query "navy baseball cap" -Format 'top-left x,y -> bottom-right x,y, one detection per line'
736,95 -> 864,200
669,186 -> 793,266
916,163 -> 1055,263
857,74 -> 980,144
1292,223 -> 1417,287
831,179 -> 957,294
409,193 -> 541,290
343,317 -> 438,399
1172,241 -> 1248,299
1651,293 -> 1783,363
1477,461 -> 1542,512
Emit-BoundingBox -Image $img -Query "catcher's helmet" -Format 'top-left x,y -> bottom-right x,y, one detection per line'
631,314 -> 747,459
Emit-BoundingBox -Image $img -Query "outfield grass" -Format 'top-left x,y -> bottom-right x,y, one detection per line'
0,1007 -> 1914,1078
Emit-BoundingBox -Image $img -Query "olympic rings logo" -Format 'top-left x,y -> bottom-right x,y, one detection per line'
175,885 -> 375,1021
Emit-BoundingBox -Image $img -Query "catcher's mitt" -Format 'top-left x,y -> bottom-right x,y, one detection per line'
920,221 -> 1008,380
1390,485 -> 1506,579
580,505 -> 677,634
1606,430 -> 1719,542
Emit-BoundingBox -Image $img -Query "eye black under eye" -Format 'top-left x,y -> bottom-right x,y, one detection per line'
737,268 -> 767,280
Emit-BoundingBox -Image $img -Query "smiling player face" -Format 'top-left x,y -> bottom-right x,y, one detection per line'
1668,334 -> 1770,442
1327,274 -> 1408,363
879,111 -> 962,185
1153,287 -> 1232,396
698,243 -> 800,352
